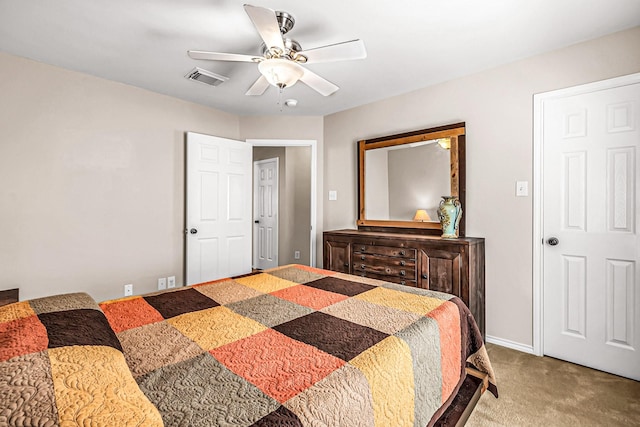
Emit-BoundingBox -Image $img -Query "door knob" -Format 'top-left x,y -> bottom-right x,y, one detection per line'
547,237 -> 559,246
254,220 -> 260,224
190,228 -> 198,234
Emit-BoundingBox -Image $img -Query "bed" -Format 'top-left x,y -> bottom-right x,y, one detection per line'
0,264 -> 496,426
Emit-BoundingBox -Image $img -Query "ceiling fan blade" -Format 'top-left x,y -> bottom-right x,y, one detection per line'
188,50 -> 257,62
299,67 -> 339,96
245,75 -> 270,96
298,39 -> 367,64
243,4 -> 285,53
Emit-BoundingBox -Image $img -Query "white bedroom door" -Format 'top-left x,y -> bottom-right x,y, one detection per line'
542,78 -> 640,380
253,158 -> 279,270
185,132 -> 252,286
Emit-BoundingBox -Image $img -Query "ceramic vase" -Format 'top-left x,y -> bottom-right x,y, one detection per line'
437,196 -> 462,238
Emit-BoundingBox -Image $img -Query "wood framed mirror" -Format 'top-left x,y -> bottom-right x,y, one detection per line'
357,122 -> 466,236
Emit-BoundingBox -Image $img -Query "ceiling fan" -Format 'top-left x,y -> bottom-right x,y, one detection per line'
188,4 -> 367,97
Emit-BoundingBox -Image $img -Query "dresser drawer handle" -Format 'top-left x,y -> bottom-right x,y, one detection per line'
361,264 -> 366,269
344,263 -> 349,267
399,250 -> 406,256
400,260 -> 405,266
385,267 -> 391,273
401,281 -> 406,285
361,246 -> 366,251
400,270 -> 406,276
422,274 -> 428,279
361,255 -> 365,260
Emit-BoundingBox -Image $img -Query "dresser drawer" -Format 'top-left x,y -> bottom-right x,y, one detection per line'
357,271 -> 417,287
353,252 -> 416,269
352,260 -> 416,280
352,244 -> 416,259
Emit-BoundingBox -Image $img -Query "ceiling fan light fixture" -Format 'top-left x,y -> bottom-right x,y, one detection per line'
258,58 -> 304,88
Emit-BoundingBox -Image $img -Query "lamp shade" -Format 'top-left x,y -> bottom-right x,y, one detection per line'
258,58 -> 304,89
413,209 -> 431,222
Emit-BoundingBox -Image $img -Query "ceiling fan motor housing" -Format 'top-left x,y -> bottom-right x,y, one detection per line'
275,11 -> 295,34
261,38 -> 305,62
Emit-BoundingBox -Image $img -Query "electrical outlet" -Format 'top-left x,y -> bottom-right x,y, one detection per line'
124,284 -> 133,296
168,276 -> 176,288
158,277 -> 167,290
294,250 -> 300,259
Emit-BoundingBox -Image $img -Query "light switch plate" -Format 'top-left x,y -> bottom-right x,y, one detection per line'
516,181 -> 529,197
328,190 -> 337,201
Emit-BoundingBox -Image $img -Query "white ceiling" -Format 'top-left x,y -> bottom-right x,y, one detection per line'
1,0 -> 639,116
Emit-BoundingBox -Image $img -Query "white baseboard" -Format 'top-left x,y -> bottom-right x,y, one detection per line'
485,335 -> 535,355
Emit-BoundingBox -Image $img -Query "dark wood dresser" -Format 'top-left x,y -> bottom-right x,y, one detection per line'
323,229 -> 485,338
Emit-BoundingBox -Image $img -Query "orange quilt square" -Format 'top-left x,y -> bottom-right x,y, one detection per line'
210,329 -> 344,403
0,315 -> 48,362
271,285 -> 348,310
427,300 -> 462,402
100,298 -> 163,333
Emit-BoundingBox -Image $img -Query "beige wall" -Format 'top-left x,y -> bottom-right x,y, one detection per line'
287,146 -> 312,265
323,26 -> 640,347
0,52 -> 240,302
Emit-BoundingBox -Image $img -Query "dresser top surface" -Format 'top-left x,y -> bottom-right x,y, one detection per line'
324,229 -> 484,244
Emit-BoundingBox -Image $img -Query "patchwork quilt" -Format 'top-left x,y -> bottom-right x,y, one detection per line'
0,264 -> 496,427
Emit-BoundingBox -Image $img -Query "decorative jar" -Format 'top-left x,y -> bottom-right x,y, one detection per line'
437,196 -> 462,238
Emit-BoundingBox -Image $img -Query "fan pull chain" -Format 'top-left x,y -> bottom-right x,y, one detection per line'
278,86 -> 284,112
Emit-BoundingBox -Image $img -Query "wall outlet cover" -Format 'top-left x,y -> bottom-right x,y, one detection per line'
294,250 -> 300,259
168,276 -> 176,288
124,284 -> 133,296
158,277 -> 167,290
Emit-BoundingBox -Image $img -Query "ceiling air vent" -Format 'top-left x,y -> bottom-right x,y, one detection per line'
185,67 -> 229,87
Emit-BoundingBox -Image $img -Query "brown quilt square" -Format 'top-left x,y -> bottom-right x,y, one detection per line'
144,288 -> 219,319
273,312 -> 388,361
226,294 -> 313,328
38,309 -> 122,351
266,266 -> 325,284
195,279 -> 263,305
117,322 -> 204,377
29,292 -> 100,314
304,277 -> 376,297
0,351 -> 59,424
137,353 -> 280,426
252,405 -> 303,427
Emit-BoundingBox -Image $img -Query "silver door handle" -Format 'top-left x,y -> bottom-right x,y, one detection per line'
547,237 -> 559,246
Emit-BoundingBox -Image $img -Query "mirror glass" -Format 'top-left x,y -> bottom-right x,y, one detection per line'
357,123 -> 465,234
364,139 -> 450,221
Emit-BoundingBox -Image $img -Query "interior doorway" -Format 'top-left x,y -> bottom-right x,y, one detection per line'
185,132 -> 252,286
533,73 -> 640,380
250,139 -> 317,268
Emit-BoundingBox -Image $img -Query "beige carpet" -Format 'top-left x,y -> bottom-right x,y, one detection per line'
466,344 -> 640,426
